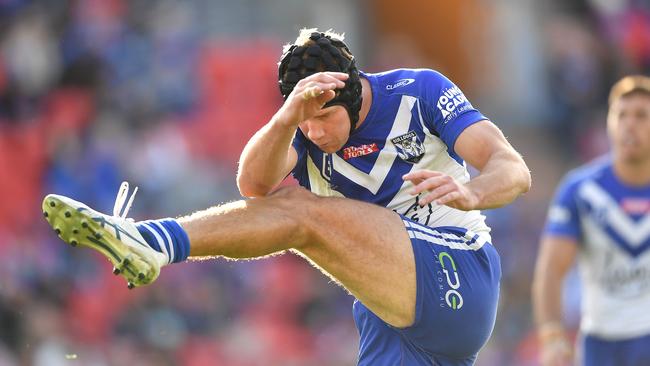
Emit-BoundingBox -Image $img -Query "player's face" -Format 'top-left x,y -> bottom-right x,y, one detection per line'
299,105 -> 351,153
608,93 -> 650,164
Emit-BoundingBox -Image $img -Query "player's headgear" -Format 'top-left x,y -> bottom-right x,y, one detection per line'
278,31 -> 363,132
609,75 -> 650,105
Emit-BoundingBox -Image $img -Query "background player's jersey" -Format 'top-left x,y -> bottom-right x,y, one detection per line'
545,157 -> 650,339
291,68 -> 489,233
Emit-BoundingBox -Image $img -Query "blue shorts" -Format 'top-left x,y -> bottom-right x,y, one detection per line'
581,333 -> 650,366
353,218 -> 501,366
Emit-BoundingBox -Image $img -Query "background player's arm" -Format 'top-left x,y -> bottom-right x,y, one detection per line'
404,120 -> 531,210
532,235 -> 578,365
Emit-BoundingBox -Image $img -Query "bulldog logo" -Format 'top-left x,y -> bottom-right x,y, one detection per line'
391,131 -> 425,164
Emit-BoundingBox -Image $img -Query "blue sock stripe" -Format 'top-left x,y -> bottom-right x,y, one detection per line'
135,219 -> 190,264
151,221 -> 175,262
147,220 -> 174,263
143,222 -> 170,260
136,224 -> 162,253
141,222 -> 166,256
162,219 -> 190,263
146,222 -> 173,262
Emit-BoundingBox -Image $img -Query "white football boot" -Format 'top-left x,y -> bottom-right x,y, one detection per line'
42,182 -> 168,289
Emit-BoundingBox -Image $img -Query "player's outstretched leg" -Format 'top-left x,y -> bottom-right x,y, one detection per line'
42,183 -> 417,327
41,182 -> 184,289
43,183 -> 500,364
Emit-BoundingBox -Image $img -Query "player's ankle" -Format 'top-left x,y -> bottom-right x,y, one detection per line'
135,219 -> 190,264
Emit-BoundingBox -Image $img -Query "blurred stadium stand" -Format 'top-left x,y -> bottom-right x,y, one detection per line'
1,0 -> 649,365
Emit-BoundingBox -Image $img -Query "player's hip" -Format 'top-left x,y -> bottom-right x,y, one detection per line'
404,221 -> 501,356
354,219 -> 501,364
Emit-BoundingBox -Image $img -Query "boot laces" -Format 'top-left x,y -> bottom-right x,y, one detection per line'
113,181 -> 138,220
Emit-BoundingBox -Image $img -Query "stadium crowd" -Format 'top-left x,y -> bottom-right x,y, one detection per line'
1,0 -> 649,364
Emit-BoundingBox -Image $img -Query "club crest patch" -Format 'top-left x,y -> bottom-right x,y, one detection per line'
391,131 -> 425,163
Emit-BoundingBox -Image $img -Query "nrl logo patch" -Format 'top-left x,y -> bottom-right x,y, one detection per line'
391,131 -> 425,164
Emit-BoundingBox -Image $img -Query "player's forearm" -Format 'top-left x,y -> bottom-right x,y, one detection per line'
532,270 -> 565,329
532,269 -> 571,361
465,149 -> 531,210
237,116 -> 296,197
533,237 -> 578,337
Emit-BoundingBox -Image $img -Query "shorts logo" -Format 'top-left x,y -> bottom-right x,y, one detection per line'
439,251 -> 463,310
386,78 -> 415,90
391,131 -> 425,164
342,143 -> 379,160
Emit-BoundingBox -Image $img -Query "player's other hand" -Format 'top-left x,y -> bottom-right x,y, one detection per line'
539,337 -> 573,366
538,325 -> 573,366
277,72 -> 348,128
402,170 -> 479,211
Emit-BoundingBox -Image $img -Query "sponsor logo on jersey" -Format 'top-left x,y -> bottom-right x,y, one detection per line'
342,143 -> 379,160
436,86 -> 472,122
391,131 -> 425,164
597,246 -> 650,297
386,78 -> 415,90
622,198 -> 650,215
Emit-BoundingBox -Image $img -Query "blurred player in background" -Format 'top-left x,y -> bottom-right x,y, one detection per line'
42,28 -> 530,365
533,75 -> 650,366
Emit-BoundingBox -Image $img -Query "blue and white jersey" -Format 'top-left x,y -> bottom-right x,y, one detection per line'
545,157 -> 650,339
291,68 -> 489,233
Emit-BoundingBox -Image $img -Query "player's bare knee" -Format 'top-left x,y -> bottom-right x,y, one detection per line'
270,186 -> 314,199
269,186 -> 320,209
268,187 -> 324,247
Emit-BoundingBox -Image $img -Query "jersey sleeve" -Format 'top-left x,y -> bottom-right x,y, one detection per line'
543,174 -> 583,243
419,70 -> 488,156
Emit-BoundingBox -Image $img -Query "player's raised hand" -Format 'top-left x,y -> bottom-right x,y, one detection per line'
277,72 -> 348,127
402,170 -> 479,211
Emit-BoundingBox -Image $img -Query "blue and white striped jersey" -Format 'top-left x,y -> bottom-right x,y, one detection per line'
291,68 -> 489,233
545,156 -> 650,339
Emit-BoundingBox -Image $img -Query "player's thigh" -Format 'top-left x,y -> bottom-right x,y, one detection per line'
277,188 -> 416,328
